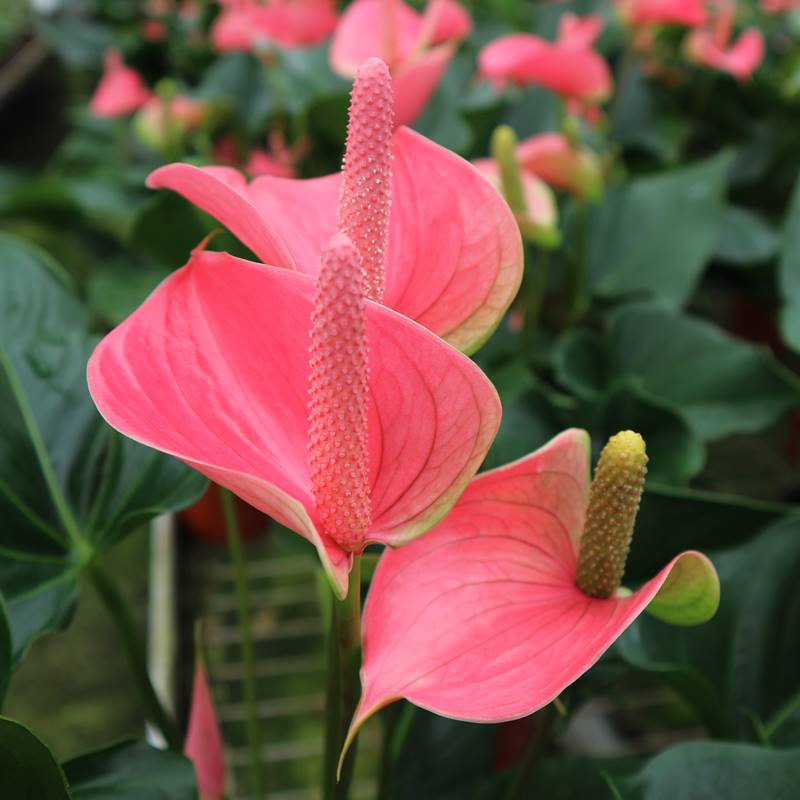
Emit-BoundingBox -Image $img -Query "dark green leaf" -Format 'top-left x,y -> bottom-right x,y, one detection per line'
63,740 -> 197,800
615,741 -> 800,799
198,52 -> 271,134
0,235 -> 205,660
128,192 -> 209,269
608,301 -> 800,440
586,152 -> 732,306
619,518 -> 800,739
779,176 -> 800,350
0,595 -> 10,709
611,61 -> 688,163
627,484 -> 789,581
0,716 -> 71,799
716,205 -> 780,266
391,710 -> 498,800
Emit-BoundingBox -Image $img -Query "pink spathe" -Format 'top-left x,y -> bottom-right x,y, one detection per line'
87,248 -> 500,597
147,61 -> 521,356
349,430 -> 719,734
211,0 -> 338,51
479,14 -> 612,103
89,50 -> 152,118
184,658 -> 226,800
617,0 -> 707,27
330,0 -> 472,125
517,132 -> 603,201
685,1 -> 764,80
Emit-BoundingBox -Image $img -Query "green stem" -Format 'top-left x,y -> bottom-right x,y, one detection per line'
322,557 -> 362,800
504,703 -> 559,800
220,488 -> 266,800
563,201 -> 589,328
89,561 -> 181,751
523,248 -> 549,339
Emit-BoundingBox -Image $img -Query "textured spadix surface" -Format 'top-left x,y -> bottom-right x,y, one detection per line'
87,249 -> 501,597
350,429 -> 718,734
147,128 -> 521,355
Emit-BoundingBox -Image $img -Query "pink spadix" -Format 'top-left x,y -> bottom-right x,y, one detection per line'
146,56 -> 521,355
338,58 -> 394,303
308,234 -> 371,552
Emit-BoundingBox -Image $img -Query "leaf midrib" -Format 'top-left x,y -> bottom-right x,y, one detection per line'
0,340 -> 86,558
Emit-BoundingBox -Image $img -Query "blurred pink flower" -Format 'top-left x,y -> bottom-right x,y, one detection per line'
517,132 -> 603,200
685,1 -> 764,79
473,158 -> 560,248
211,0 -> 338,51
478,13 -> 612,105
184,656 -> 226,800
134,95 -> 209,151
89,50 -> 152,118
617,0 -> 708,27
761,0 -> 800,12
330,0 -> 472,126
213,131 -> 302,177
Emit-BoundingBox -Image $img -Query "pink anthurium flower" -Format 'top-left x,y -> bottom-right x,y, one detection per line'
761,0 -> 800,12
147,59 -> 521,355
345,429 -> 719,741
330,0 -> 472,126
88,60 -> 502,598
134,94 -> 210,152
184,654 -> 226,800
478,13 -> 612,105
685,1 -> 764,80
89,49 -> 152,118
211,0 -> 338,51
616,0 -> 707,27
213,130 -> 304,178
517,132 -> 603,201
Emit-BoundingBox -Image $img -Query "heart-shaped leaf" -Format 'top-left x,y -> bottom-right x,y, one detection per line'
63,740 -> 197,800
0,716 -> 71,799
0,234 -> 206,661
613,742 -> 800,799
585,152 -> 732,306
618,517 -> 800,740
608,301 -> 800,441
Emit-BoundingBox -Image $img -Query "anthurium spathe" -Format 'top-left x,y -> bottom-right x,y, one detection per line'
88,232 -> 500,598
478,13 -> 612,105
211,0 -> 338,52
147,58 -> 520,355
89,49 -> 152,118
685,1 -> 764,80
616,0 -> 707,27
347,429 -> 719,736
330,0 -> 472,125
517,132 -> 603,202
184,654 -> 226,800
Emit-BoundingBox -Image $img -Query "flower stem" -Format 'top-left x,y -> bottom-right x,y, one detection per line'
504,703 -> 559,800
524,247 -> 549,339
563,201 -> 589,328
220,487 -> 266,800
89,560 -> 181,751
322,557 -> 362,800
